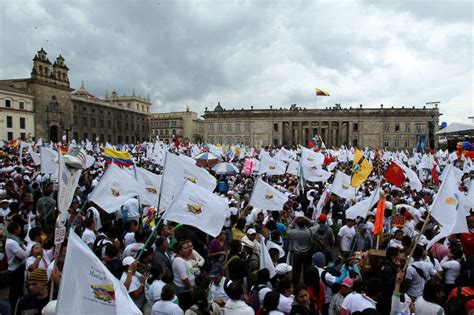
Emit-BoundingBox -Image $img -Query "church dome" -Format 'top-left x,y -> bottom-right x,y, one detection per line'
72,82 -> 99,100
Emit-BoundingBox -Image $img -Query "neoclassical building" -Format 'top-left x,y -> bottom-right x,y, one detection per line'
203,102 -> 440,150
0,48 -> 150,143
149,109 -> 204,144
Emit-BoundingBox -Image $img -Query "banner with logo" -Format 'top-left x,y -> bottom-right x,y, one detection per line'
56,231 -> 141,314
249,178 -> 289,211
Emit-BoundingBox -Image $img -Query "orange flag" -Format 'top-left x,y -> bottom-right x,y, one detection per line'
373,195 -> 386,236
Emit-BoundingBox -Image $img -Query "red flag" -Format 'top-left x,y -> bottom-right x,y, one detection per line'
307,140 -> 315,148
324,155 -> 335,165
374,196 -> 386,236
383,162 -> 406,186
432,164 -> 439,185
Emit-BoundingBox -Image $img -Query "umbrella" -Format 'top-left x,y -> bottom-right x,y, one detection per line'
212,162 -> 239,175
194,152 -> 220,161
194,152 -> 220,168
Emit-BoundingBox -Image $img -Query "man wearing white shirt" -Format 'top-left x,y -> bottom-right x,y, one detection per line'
341,278 -> 381,315
5,222 -> 27,308
123,197 -> 140,222
277,278 -> 294,314
338,219 -> 356,258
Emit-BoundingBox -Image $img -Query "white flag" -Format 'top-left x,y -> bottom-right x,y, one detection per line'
56,153 -> 82,226
160,152 -> 216,210
56,231 -> 141,315
302,165 -> 332,182
345,186 -> 382,220
249,178 -> 289,211
286,160 -> 299,176
152,142 -> 165,166
313,188 -> 330,220
399,164 -> 422,192
133,166 -> 162,207
178,154 -> 197,165
40,146 -> 58,174
28,146 -> 41,165
85,154 -> 96,169
258,153 -> 287,176
89,164 -> 151,213
274,148 -> 295,162
301,147 -> 324,167
260,237 -> 276,278
439,165 -> 464,183
427,166 -> 469,248
162,180 -> 229,237
331,171 -> 357,200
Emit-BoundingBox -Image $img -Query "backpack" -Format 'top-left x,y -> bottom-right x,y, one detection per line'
310,226 -> 330,254
248,284 -> 267,311
92,235 -> 110,258
445,287 -> 474,314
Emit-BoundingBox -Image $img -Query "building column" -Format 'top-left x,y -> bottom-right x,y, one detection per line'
298,122 -> 303,145
348,121 -> 353,147
338,121 -> 343,147
327,121 -> 332,147
278,121 -> 283,144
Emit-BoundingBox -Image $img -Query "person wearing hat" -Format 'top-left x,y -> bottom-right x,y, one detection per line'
209,262 -> 230,309
241,227 -> 260,255
120,256 -> 148,309
316,213 -> 335,262
14,268 -> 50,315
241,238 -> 260,286
329,278 -> 353,315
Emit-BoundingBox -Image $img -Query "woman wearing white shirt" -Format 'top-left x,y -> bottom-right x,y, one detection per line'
440,248 -> 462,295
187,247 -> 205,277
172,240 -> 195,311
144,264 -> 166,315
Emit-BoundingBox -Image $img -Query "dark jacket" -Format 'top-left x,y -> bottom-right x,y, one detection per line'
152,248 -> 173,283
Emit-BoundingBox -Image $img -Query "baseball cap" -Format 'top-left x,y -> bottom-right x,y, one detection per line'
209,262 -> 224,277
122,256 -> 135,267
318,213 -> 327,223
341,277 -> 353,288
275,263 -> 293,275
247,228 -> 257,235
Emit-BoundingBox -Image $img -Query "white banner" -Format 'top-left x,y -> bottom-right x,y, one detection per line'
249,178 -> 289,211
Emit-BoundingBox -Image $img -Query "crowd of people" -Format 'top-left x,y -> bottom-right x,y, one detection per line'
0,139 -> 473,315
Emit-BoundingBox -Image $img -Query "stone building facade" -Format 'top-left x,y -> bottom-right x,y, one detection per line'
0,48 -> 150,143
149,109 -> 204,143
203,103 -> 440,150
0,84 -> 35,141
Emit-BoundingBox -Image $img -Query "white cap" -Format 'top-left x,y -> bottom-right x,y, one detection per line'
275,263 -> 293,275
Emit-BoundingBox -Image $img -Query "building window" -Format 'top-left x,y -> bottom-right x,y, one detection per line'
384,123 -> 390,132
245,123 -> 250,132
404,139 -> 410,148
236,123 -> 240,132
384,139 -> 389,147
92,134 -> 96,141
108,135 -> 112,143
216,137 -> 222,144
405,123 -> 411,132
73,132 -> 78,140
209,124 -> 214,132
273,123 -> 278,132
19,101 -> 25,109
20,132 -> 26,140
227,137 -> 232,144
244,136 -> 250,145
7,132 -> 13,140
395,123 -> 400,132
394,139 -> 399,148
353,123 -> 358,132
125,123 -> 129,130
218,124 -> 223,132
83,118 -> 88,126
83,133 -> 88,140
6,116 -> 12,128
227,124 -> 232,133
73,116 -> 78,124
208,137 -> 213,143
83,106 -> 87,112
235,137 -> 241,144
415,123 -> 422,133
91,118 -> 96,127
19,117 -> 25,129
5,99 -> 11,108
92,108 -> 95,113
353,138 -> 358,147
99,119 -> 104,127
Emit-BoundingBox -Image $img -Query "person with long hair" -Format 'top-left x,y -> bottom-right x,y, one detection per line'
291,285 -> 318,315
414,279 -> 444,315
304,267 -> 325,313
172,239 -> 195,311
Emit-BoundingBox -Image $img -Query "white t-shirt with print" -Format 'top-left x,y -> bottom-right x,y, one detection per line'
338,225 -> 356,252
172,256 -> 195,288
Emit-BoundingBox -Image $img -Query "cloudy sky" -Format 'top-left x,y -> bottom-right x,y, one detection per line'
0,0 -> 472,124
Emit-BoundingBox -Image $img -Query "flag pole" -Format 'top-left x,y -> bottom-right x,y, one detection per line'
135,151 -> 169,261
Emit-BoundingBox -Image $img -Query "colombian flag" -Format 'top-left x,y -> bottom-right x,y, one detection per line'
315,88 -> 330,96
103,148 -> 133,166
